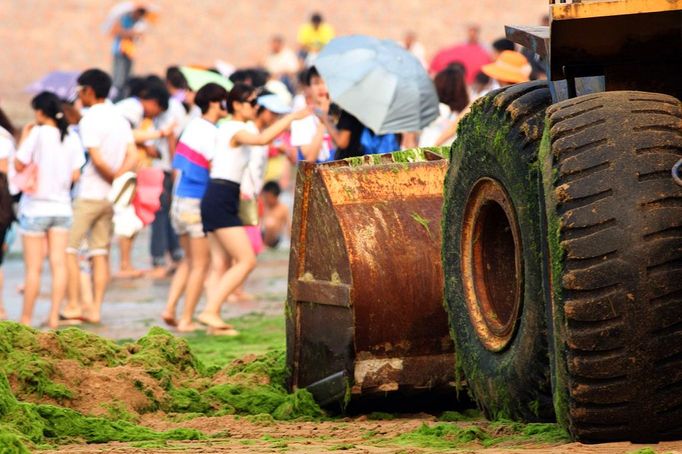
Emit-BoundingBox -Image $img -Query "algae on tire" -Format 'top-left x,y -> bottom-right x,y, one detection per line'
442,81 -> 553,422
540,91 -> 682,443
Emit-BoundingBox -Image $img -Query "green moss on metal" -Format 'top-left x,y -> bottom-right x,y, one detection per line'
410,212 -> 432,238
343,147 -> 446,168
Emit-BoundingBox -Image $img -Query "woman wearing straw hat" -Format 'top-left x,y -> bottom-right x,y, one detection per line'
480,50 -> 532,86
432,51 -> 532,146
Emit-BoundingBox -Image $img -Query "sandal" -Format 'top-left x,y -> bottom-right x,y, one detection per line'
58,314 -> 84,325
197,313 -> 233,330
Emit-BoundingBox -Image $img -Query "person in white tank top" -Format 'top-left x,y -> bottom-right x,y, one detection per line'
197,83 -> 309,334
14,92 -> 86,329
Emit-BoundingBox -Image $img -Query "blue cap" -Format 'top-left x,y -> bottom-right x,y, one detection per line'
257,94 -> 292,114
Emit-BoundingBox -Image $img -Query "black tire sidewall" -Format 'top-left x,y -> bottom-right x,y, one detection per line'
443,101 -> 550,421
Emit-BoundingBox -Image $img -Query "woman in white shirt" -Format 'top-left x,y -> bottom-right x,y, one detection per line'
420,64 -> 471,147
0,107 -> 16,322
15,92 -> 85,329
198,84 -> 308,333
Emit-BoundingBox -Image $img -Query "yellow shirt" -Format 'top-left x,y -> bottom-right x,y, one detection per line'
297,23 -> 335,52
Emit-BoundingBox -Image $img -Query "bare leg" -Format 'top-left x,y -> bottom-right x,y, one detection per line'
117,235 -> 142,278
46,229 -> 68,329
21,234 -> 46,326
178,235 -> 210,331
163,234 -> 189,326
65,251 -> 82,318
204,234 -> 229,304
88,254 -> 109,323
80,266 -> 94,310
198,227 -> 256,328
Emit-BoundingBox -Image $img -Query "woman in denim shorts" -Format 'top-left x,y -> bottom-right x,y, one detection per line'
15,92 -> 85,328
162,83 -> 228,332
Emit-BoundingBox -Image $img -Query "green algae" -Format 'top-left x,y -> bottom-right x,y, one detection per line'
101,401 -> 139,424
184,313 -> 284,369
410,212 -> 432,238
0,314 -> 324,450
539,122 -> 570,431
0,430 -> 30,454
205,383 -> 322,421
56,327 -> 126,367
126,327 -> 207,388
367,411 -> 395,421
387,420 -> 568,450
438,409 -> 482,422
343,147 -> 443,168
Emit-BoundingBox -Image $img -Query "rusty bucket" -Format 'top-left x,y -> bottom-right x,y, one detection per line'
285,150 -> 455,405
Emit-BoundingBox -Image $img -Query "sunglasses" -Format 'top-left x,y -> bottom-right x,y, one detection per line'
243,97 -> 258,107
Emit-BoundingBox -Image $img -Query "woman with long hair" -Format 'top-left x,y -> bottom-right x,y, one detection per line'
0,105 -> 16,322
197,84 -> 308,334
162,83 -> 228,332
15,92 -> 85,328
420,63 -> 471,147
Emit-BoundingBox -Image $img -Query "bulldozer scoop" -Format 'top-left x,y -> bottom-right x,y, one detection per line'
286,150 -> 455,406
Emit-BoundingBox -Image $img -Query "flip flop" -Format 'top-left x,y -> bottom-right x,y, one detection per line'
59,314 -> 84,325
196,314 -> 233,330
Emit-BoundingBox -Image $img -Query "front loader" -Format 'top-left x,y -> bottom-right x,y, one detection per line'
287,0 -> 682,443
445,0 -> 682,442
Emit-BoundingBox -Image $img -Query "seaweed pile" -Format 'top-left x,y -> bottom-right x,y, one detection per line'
0,321 -> 322,451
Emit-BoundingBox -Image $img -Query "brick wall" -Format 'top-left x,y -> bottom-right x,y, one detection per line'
0,0 -> 546,122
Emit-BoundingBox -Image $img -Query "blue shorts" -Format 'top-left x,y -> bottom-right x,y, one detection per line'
18,215 -> 72,236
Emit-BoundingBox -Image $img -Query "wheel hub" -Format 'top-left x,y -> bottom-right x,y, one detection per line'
460,178 -> 523,352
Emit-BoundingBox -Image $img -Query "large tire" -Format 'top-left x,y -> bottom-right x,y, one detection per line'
541,91 -> 682,442
443,81 -> 554,421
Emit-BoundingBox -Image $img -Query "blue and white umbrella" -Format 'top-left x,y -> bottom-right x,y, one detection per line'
315,35 -> 439,134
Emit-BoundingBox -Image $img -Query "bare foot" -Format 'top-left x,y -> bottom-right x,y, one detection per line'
113,268 -> 144,279
197,312 -> 232,329
146,267 -> 169,280
207,326 -> 240,336
81,307 -> 101,324
161,311 -> 177,327
177,320 -> 200,333
16,283 -> 24,294
226,294 -> 239,304
43,317 -> 59,330
233,290 -> 255,302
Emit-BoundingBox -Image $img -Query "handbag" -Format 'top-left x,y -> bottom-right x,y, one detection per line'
11,128 -> 40,195
238,197 -> 259,227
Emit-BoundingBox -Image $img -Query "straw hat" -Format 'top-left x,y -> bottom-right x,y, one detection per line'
481,51 -> 532,84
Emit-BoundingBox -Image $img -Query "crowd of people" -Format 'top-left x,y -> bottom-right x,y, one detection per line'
0,6 -> 546,335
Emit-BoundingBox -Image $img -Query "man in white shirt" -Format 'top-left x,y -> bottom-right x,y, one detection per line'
264,35 -> 300,84
64,69 -> 137,324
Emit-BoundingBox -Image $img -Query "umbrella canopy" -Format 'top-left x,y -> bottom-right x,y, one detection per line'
24,71 -> 80,101
179,66 -> 233,92
315,35 -> 439,134
429,43 -> 491,84
101,1 -> 159,33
